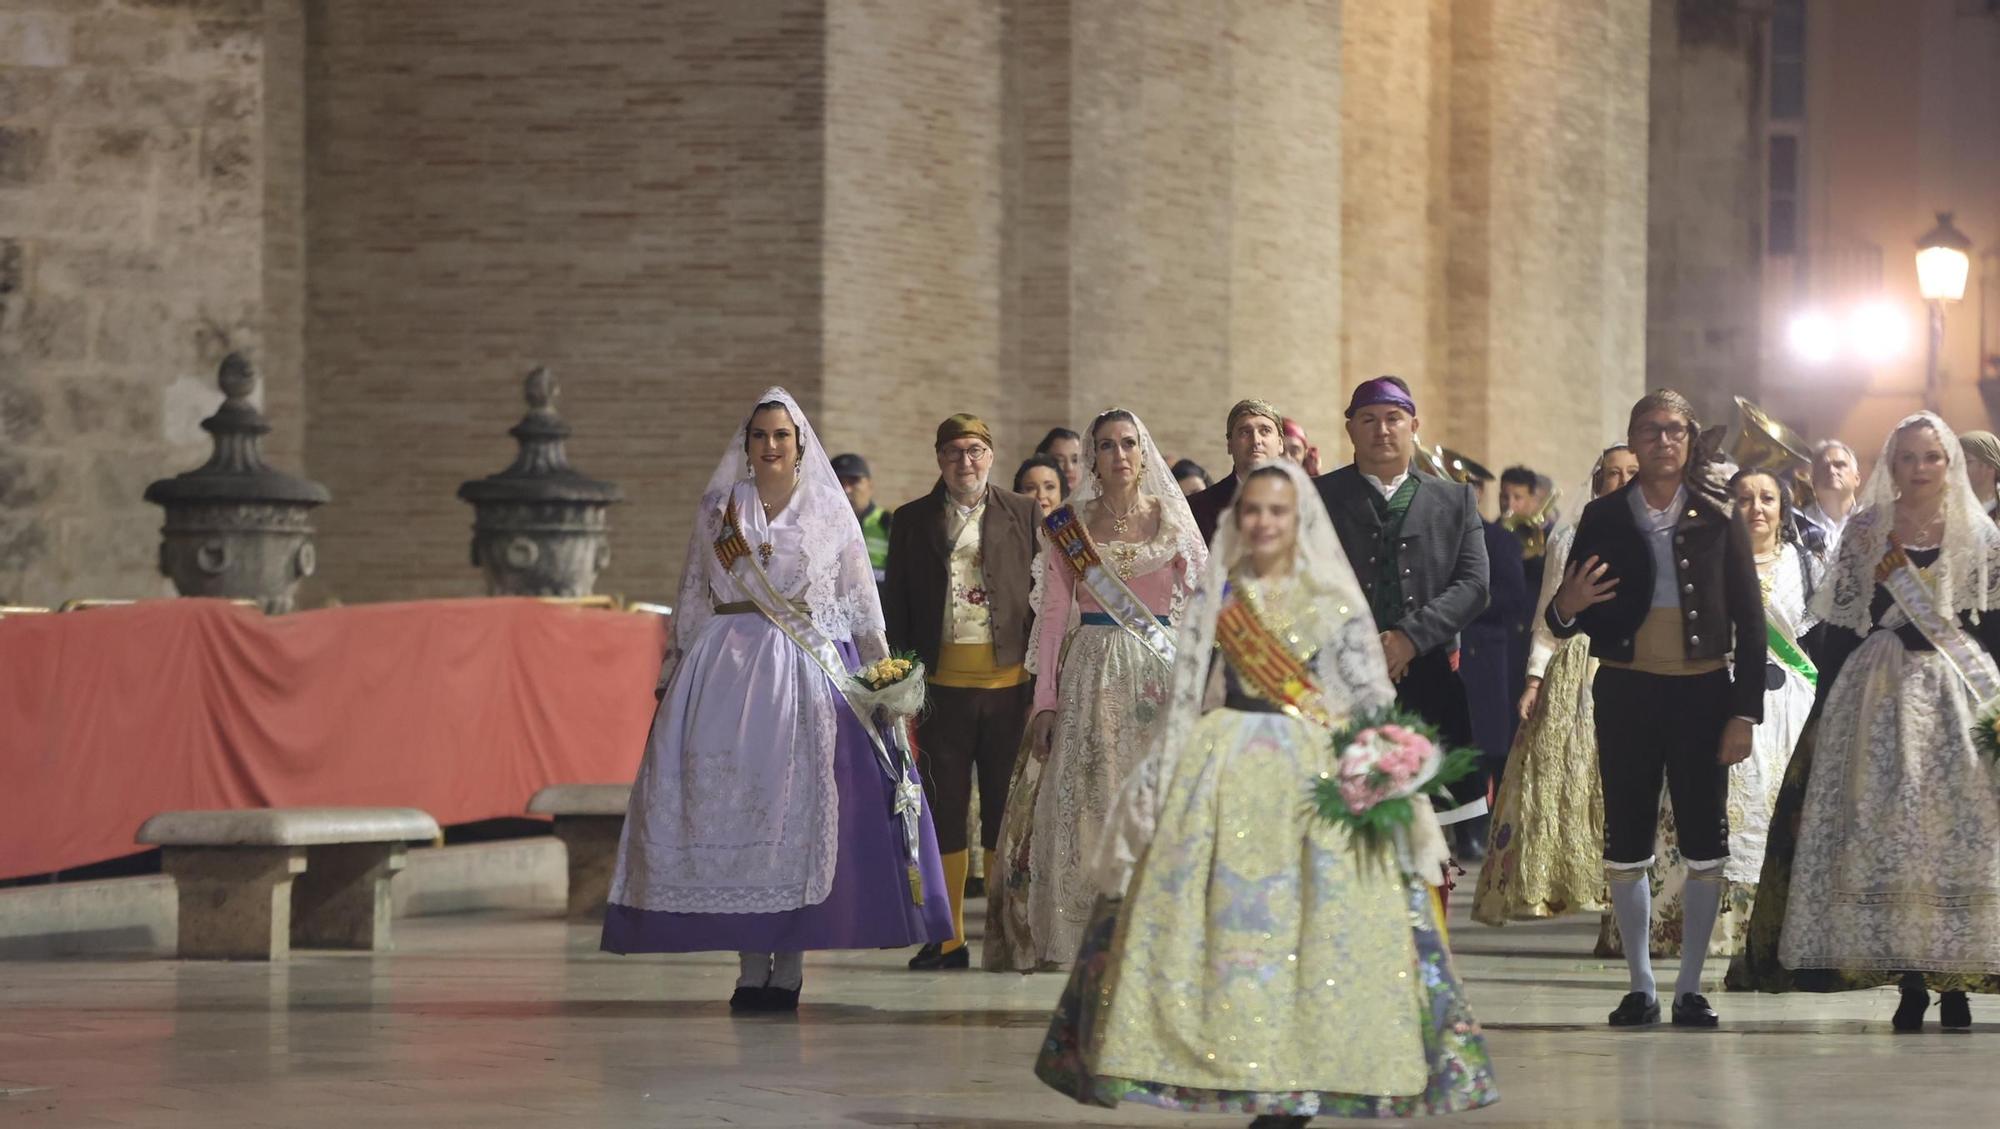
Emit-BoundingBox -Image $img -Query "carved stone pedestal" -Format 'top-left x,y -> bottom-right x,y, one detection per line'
528,784 -> 632,919
160,846 -> 307,960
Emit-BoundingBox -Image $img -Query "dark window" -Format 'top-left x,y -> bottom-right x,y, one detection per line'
1769,199 -> 1797,257
1769,135 -> 1798,195
1771,1 -> 1806,120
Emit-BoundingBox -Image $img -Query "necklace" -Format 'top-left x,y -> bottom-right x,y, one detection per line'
1099,492 -> 1140,538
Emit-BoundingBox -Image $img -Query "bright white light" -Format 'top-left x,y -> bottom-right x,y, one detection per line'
1917,245 -> 1971,303
1787,310 -> 1840,366
1846,301 -> 1908,364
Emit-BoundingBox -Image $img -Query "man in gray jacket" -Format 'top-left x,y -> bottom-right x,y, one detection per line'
1314,376 -> 1491,826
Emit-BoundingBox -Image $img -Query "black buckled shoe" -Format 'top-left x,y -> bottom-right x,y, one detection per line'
1893,975 -> 1928,1032
1671,992 -> 1719,1028
1247,1116 -> 1311,1129
729,986 -> 764,1012
907,943 -> 970,971
761,986 -> 801,1012
1608,991 -> 1660,1027
1940,990 -> 1971,1031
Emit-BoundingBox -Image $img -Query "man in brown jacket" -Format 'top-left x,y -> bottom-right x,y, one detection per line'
883,413 -> 1040,970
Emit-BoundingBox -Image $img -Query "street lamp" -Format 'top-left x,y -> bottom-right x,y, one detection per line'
1916,211 -> 1973,411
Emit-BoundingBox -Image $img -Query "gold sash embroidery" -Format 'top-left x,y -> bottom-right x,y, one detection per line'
1043,503 -> 1176,671
1214,590 -> 1334,730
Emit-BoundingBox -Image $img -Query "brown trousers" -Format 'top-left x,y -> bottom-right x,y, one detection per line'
916,681 -> 1033,854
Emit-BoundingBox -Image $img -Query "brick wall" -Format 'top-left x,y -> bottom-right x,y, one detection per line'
302,0 -> 829,605
1446,0 -> 1651,494
0,0 -> 299,607
3,0 -> 1664,608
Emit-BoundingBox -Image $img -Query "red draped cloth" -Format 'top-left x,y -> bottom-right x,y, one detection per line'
0,598 -> 667,881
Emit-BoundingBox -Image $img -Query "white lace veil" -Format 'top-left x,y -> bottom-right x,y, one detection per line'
1812,410 -> 2000,633
665,388 -> 884,679
1089,459 -> 1395,893
1024,408 -> 1208,673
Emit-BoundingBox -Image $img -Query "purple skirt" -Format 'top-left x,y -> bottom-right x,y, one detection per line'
601,642 -> 953,954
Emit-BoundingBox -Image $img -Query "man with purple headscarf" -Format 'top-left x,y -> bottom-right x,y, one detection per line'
1314,377 -> 1491,846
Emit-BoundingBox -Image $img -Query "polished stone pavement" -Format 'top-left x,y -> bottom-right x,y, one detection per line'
2,885 -> 1990,1128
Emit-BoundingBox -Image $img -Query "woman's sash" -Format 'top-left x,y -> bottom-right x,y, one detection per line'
1877,542 -> 2000,708
1042,503 -> 1176,672
1766,616 -> 1818,689
715,501 -> 925,903
1212,590 -> 1334,730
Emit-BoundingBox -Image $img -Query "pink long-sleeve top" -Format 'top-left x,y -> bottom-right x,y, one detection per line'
1033,539 -> 1186,713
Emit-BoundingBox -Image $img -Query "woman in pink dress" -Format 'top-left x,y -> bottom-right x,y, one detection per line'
1006,408 -> 1205,969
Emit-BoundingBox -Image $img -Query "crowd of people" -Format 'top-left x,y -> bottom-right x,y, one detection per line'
593,376 -> 2000,1126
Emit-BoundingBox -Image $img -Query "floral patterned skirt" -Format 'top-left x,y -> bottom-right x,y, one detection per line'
1034,704 -> 1496,1117
1729,646 -> 2000,994
1023,625 -> 1171,966
1472,637 -> 1604,925
1035,888 -> 1498,1118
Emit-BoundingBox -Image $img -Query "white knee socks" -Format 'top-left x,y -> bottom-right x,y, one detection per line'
1676,867 -> 1725,998
1607,869 -> 1656,1000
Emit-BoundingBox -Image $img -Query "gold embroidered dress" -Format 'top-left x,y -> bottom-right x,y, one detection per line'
1473,523 -> 1607,924
1034,461 -> 1497,1119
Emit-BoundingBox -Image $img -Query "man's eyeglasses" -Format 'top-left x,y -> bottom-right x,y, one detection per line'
1633,422 -> 1690,444
942,445 -> 993,465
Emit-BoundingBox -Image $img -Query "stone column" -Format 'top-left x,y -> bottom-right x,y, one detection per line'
1446,0 -> 1651,480
1008,0 -> 1343,467
1341,0 -> 1450,435
160,846 -> 307,961
1646,0 -> 1767,424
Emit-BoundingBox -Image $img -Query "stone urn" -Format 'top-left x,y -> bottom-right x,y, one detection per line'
143,353 -> 331,614
457,367 -> 623,597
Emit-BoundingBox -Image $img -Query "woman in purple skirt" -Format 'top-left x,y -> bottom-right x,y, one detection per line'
601,388 -> 953,1011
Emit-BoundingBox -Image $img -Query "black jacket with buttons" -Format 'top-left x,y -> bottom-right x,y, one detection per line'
1315,465 -> 1491,658
1546,477 -> 1765,722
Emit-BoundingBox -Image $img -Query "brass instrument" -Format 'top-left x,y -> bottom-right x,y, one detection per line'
1437,447 -> 1494,486
1727,395 -> 1818,512
1412,443 -> 1451,481
1501,487 -> 1562,560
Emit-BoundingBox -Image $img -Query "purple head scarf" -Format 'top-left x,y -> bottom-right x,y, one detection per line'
1345,376 -> 1417,419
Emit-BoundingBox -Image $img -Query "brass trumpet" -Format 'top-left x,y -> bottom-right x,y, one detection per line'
1728,395 -> 1818,512
1501,487 -> 1561,560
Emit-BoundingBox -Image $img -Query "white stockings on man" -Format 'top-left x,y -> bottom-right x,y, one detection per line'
1607,867 -> 1657,1000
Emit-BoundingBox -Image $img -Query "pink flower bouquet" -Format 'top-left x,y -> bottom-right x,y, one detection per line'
1311,706 -> 1479,854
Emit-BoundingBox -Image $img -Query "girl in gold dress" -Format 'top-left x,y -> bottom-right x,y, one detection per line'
1472,445 -> 1635,925
1034,461 -> 1498,1125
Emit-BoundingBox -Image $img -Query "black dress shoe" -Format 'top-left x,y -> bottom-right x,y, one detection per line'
761,986 -> 801,1012
729,986 -> 764,1012
908,942 -> 970,970
1247,1116 -> 1311,1128
1893,974 -> 1928,1032
1608,991 -> 1660,1027
1940,990 -> 1971,1031
1671,992 -> 1719,1028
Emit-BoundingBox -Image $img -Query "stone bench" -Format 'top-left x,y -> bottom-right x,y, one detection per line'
527,784 -> 632,919
137,807 -> 440,960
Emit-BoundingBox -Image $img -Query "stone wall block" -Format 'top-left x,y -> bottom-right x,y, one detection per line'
0,126 -> 50,186
55,125 -> 156,189
17,292 -> 90,363
0,12 -> 75,69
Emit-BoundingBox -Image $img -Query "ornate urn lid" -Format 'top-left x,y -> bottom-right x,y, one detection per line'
458,367 -> 623,507
143,353 -> 331,507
